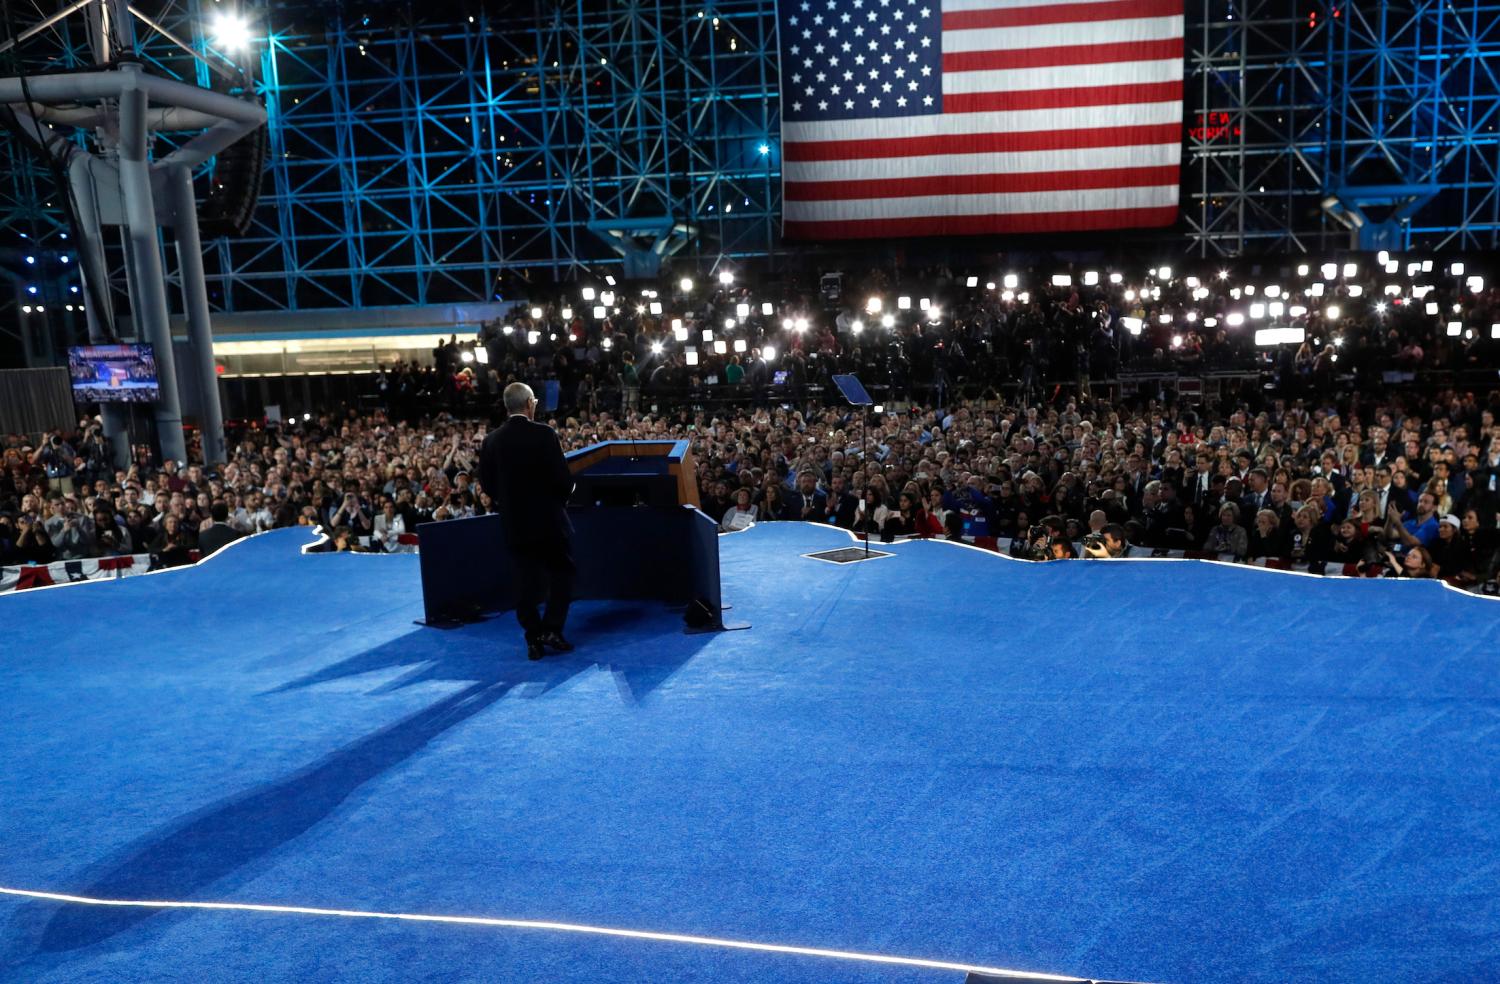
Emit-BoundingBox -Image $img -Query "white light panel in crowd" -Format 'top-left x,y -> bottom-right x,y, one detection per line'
601,291 -> 615,306
1492,324 -> 1500,339
1051,274 -> 1072,287
685,348 -> 699,366
1414,284 -> 1433,298
1326,305 -> 1341,320
1244,284 -> 1257,295
1084,271 -> 1099,286
1321,263 -> 1337,279
701,328 -> 714,342
881,314 -> 895,328
1451,261 -> 1465,275
1447,321 -> 1462,336
1269,301 -> 1284,317
649,301 -> 662,315
1468,276 -> 1485,292
581,286 -> 596,300
592,305 -> 606,319
734,339 -> 747,353
527,330 -> 540,345
1226,312 -> 1245,327
898,296 -> 911,309
1343,263 -> 1357,277
866,296 -> 883,313
672,320 -> 686,341
605,275 -> 616,286
1001,290 -> 1015,301
1289,305 -> 1307,317
1255,326 -> 1304,346
1264,284 -> 1280,297
762,302 -> 774,315
1120,316 -> 1142,335
1157,266 -> 1171,279
1422,259 -> 1433,272
1170,334 -> 1183,349
714,340 -> 728,354
650,340 -> 663,354
561,307 -> 572,320
736,302 -> 749,317
1004,274 -> 1019,289
1297,264 -> 1310,276
724,318 -> 737,329
1310,283 -> 1325,297
851,320 -> 864,334
530,306 -> 543,319
1347,285 -> 1363,297
1185,276 -> 1199,288
763,345 -> 776,360
1250,303 -> 1266,319
1110,272 -> 1124,284
985,282 -> 996,290
966,276 -> 978,287
1385,284 -> 1401,296
1378,250 -> 1389,265
1203,317 -> 1218,327
719,270 -> 734,284
1386,260 -> 1400,274
680,277 -> 693,292
794,317 -> 809,333
920,297 -> 931,310
1425,302 -> 1440,315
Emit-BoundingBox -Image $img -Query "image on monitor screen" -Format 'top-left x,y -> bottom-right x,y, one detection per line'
68,344 -> 160,403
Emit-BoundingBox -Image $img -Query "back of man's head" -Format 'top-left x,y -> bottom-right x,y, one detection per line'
211,502 -> 229,523
503,382 -> 534,416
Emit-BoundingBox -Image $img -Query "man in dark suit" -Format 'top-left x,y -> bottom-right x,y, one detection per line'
479,382 -> 576,661
197,502 -> 244,557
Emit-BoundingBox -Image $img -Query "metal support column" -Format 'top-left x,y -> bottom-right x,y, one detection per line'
167,164 -> 225,464
67,154 -> 131,469
117,65 -> 186,464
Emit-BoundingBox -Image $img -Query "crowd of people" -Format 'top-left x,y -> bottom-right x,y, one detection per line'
3,379 -> 1498,591
380,257 -> 1500,420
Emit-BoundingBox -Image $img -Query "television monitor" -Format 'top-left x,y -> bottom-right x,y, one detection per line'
68,344 -> 159,403
772,369 -> 790,386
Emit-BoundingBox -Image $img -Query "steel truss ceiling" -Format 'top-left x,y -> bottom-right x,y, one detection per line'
3,0 -> 1499,325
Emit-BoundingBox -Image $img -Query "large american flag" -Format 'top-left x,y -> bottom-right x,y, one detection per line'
778,0 -> 1184,239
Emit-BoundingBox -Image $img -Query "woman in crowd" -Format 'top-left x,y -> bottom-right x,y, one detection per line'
1328,518 -> 1381,573
853,487 -> 891,539
882,491 -> 942,540
150,513 -> 194,568
720,488 -> 758,532
1203,502 -> 1248,560
758,483 -> 784,523
1247,508 -> 1288,560
1383,544 -> 1439,579
1288,504 -> 1333,565
373,499 -> 407,552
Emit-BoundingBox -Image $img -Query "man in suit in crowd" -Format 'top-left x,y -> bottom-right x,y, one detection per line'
479,382 -> 576,661
197,502 -> 245,557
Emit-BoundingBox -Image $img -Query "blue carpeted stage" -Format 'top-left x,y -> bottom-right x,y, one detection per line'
1,524 -> 1496,983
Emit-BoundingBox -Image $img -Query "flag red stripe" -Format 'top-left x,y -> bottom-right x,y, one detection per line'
945,81 -> 1183,114
783,122 -> 1179,162
943,0 -> 1181,32
784,164 -> 1179,200
942,38 -> 1182,73
784,205 -> 1178,239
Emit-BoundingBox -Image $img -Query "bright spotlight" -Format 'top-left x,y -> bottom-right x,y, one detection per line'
881,314 -> 894,328
762,345 -> 776,360
460,350 -> 474,364
1325,305 -> 1341,320
718,270 -> 734,285
212,13 -> 253,51
530,306 -> 543,319
851,320 -> 864,334
867,296 -> 883,313
680,277 -> 693,292
650,340 -> 664,354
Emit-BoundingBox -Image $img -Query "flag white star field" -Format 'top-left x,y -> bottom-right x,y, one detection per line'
778,0 -> 1184,239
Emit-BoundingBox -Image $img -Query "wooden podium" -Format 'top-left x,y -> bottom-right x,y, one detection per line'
415,440 -> 742,633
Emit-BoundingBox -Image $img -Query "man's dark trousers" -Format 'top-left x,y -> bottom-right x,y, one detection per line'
511,538 -> 575,640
